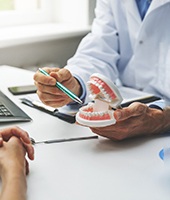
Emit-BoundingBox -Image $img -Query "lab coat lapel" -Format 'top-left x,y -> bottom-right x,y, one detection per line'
145,0 -> 170,18
122,0 -> 142,50
149,0 -> 170,12
122,0 -> 170,50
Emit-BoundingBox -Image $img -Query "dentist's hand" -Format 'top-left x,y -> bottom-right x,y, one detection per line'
33,67 -> 82,108
90,102 -> 169,141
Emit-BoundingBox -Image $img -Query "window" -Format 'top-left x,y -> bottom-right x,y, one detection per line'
0,0 -> 95,27
0,0 -> 14,11
0,0 -> 95,48
56,0 -> 96,26
0,0 -> 53,27
0,0 -> 40,11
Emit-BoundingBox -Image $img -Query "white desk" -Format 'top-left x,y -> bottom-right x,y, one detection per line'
0,65 -> 170,200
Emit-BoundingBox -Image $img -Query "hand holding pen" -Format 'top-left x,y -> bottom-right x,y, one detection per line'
33,67 -> 83,108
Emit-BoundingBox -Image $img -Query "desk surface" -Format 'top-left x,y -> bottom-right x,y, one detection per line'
0,65 -> 170,200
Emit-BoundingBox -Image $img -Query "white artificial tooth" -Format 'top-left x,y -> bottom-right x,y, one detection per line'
108,94 -> 112,101
88,102 -> 94,106
96,82 -> 100,87
105,89 -> 110,96
101,112 -> 105,116
94,112 -> 99,116
89,94 -> 96,99
105,90 -> 111,99
99,112 -> 104,116
101,85 -> 105,90
105,94 -> 110,99
80,107 -> 84,112
104,89 -> 108,95
87,83 -> 91,88
103,91 -> 108,98
79,110 -> 83,114
92,80 -> 97,85
88,86 -> 93,93
106,94 -> 110,100
101,87 -> 104,92
87,82 -> 90,87
91,112 -> 94,116
88,112 -> 92,117
94,83 -> 99,89
98,85 -> 103,90
94,112 -> 98,117
103,90 -> 107,96
93,112 -> 96,116
98,112 -> 101,116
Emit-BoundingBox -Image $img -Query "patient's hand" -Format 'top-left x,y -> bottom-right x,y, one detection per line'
0,126 -> 34,160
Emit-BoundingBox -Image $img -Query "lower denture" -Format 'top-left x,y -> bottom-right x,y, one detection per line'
79,106 -> 111,121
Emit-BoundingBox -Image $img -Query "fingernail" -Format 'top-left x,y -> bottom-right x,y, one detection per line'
116,111 -> 121,120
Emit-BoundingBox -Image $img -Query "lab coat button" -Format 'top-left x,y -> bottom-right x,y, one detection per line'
139,40 -> 143,44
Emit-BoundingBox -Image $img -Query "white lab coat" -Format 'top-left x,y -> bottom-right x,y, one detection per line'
65,0 -> 170,103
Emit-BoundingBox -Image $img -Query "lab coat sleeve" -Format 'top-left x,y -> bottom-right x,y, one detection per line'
65,0 -> 120,102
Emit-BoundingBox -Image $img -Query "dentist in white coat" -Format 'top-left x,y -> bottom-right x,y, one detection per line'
34,0 -> 170,140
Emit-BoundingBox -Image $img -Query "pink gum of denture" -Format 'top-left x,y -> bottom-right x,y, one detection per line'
76,73 -> 123,127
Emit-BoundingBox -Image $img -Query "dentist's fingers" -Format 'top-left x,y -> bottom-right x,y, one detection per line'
114,102 -> 148,121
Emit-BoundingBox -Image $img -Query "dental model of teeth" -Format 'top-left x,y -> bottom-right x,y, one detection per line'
76,73 -> 123,127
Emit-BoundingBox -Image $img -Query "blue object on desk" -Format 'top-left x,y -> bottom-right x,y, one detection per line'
159,149 -> 164,160
159,148 -> 170,161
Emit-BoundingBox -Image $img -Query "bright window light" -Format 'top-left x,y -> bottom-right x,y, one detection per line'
0,0 -> 41,11
0,0 -> 14,11
0,0 -> 53,27
0,0 -> 93,27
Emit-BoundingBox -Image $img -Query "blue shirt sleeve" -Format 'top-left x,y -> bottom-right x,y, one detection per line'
148,99 -> 165,110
